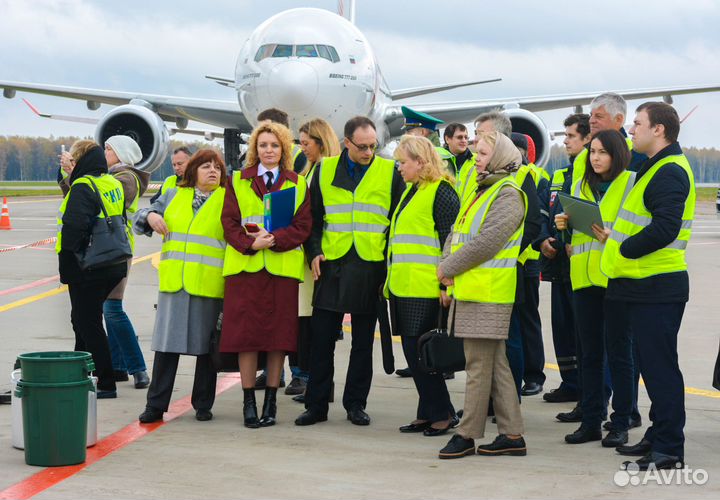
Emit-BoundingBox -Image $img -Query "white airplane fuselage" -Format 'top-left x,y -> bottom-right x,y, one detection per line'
235,8 -> 391,141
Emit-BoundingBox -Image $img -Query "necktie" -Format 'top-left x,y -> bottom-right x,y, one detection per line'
265,171 -> 274,190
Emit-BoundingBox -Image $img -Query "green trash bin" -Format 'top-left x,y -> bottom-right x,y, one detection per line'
15,378 -> 94,466
16,351 -> 94,383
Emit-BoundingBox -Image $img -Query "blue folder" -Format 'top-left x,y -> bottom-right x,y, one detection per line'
263,187 -> 296,232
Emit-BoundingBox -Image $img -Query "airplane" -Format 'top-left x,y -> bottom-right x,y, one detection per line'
2,3 -> 720,171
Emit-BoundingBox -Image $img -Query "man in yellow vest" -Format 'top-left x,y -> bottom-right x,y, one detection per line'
603,102 -> 694,471
295,116 -> 405,426
440,123 -> 476,187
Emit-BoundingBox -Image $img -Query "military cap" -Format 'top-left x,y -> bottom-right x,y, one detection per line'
401,106 -> 444,132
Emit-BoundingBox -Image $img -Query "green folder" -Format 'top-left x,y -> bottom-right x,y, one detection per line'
557,192 -> 603,239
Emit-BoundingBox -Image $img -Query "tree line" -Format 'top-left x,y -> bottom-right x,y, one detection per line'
2,136 -> 720,183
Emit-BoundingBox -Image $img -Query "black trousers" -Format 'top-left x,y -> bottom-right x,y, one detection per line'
305,308 -> 376,415
401,336 -> 454,423
629,302 -> 687,458
550,281 -> 579,393
146,352 -> 217,412
68,277 -> 122,391
520,276 -> 545,385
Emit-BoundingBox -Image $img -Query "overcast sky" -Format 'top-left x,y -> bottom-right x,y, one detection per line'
1,0 -> 720,147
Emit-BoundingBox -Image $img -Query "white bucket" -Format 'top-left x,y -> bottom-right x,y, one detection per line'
10,369 -> 98,449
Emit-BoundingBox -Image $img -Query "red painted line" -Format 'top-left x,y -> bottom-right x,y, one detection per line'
0,373 -> 242,500
0,276 -> 60,297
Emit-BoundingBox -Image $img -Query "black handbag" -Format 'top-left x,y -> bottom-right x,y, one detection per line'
209,312 -> 240,372
73,176 -> 133,271
417,304 -> 465,374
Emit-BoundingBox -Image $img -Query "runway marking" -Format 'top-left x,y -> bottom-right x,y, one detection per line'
0,252 -> 159,313
0,373 -> 242,500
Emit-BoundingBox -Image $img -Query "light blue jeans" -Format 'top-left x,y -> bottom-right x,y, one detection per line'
104,299 -> 146,374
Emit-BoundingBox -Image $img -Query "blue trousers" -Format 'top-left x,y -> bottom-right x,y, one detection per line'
550,281 -> 579,393
104,299 -> 146,374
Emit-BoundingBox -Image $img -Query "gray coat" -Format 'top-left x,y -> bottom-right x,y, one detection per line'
439,186 -> 525,340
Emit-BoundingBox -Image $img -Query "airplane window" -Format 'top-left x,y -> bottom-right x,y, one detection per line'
254,44 -> 276,62
327,46 -> 340,63
317,45 -> 333,62
272,44 -> 293,57
296,45 -> 318,57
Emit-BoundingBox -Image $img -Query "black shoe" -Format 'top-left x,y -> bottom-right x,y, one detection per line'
450,413 -> 460,428
624,452 -> 684,471
439,434 -> 475,459
195,409 -> 213,421
399,421 -> 430,433
423,422 -> 451,437
295,409 -> 328,426
284,377 -> 306,395
113,370 -> 129,382
556,405 -> 583,423
395,367 -> 412,378
259,387 -> 277,427
133,371 -> 150,389
602,430 -> 628,447
477,434 -> 527,456
97,389 -> 117,399
347,408 -> 371,426
616,438 -> 653,456
139,407 -> 163,423
603,416 -> 642,431
0,391 -> 10,405
543,387 -> 578,403
292,393 -> 305,404
243,388 -> 260,428
564,426 -> 602,444
521,382 -> 543,396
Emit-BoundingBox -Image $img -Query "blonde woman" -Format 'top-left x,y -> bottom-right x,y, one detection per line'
221,121 -> 312,428
386,135 -> 460,437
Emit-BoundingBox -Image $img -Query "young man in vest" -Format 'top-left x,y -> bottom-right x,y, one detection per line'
440,123 -> 476,187
603,102 -> 694,471
296,116 -> 405,426
150,146 -> 191,204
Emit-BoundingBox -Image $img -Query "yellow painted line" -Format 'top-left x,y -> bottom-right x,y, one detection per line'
0,252 -> 159,314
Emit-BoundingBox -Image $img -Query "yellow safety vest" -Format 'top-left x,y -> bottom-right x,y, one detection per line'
530,163 -> 550,183
600,154 -> 695,280
111,170 -> 141,252
222,172 -> 307,281
56,174 -> 125,253
573,137 -> 633,189
451,176 -> 528,303
384,179 -> 447,298
159,187 -> 226,298
514,165 -> 539,265
442,149 -> 477,194
161,175 -> 178,195
320,155 -> 395,262
569,170 -> 636,290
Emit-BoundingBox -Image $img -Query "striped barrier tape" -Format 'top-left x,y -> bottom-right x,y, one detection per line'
0,236 -> 57,253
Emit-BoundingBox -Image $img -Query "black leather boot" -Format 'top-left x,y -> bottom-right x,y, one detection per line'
243,388 -> 260,428
259,387 -> 278,427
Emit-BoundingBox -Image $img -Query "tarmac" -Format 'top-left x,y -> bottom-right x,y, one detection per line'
0,194 -> 719,499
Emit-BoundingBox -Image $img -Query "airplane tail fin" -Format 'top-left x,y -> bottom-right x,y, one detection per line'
337,0 -> 356,24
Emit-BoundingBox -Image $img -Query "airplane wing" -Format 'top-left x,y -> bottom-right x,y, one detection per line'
384,84 -> 720,132
0,80 -> 252,131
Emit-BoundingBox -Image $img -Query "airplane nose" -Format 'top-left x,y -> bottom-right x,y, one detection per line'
267,61 -> 318,113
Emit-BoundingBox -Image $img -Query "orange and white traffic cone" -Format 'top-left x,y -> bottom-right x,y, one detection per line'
0,197 -> 12,230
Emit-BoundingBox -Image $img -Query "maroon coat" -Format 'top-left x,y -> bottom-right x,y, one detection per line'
219,166 -> 312,353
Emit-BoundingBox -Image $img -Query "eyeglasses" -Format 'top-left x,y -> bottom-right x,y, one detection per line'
348,137 -> 378,153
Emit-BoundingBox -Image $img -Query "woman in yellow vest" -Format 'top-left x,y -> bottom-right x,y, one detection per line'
103,135 -> 151,389
386,135 -> 461,437
221,121 -> 312,428
57,140 -> 128,399
437,131 -> 528,460
134,149 -> 227,424
555,129 -> 636,447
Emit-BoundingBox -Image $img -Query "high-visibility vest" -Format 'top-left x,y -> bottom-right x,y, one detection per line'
56,174 -> 125,253
551,167 -> 568,193
292,144 -> 303,165
459,162 -> 534,206
222,171 -> 307,281
573,137 -> 633,188
319,154 -> 395,262
161,175 -> 178,195
514,165 -> 540,265
384,179 -> 447,298
159,187 -> 226,298
569,170 -> 636,290
111,170 -> 141,252
530,163 -> 550,183
440,149 -> 477,193
600,154 -> 695,280
451,176 -> 528,303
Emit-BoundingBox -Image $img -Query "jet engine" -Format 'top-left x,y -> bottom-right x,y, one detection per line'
500,108 -> 551,167
94,102 -> 170,172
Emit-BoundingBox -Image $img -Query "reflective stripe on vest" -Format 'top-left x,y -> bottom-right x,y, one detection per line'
384,180 -> 446,298
569,170 -> 636,290
600,154 -> 695,279
222,171 -> 306,281
161,175 -> 178,195
451,177 -> 528,303
320,155 -> 395,261
56,175 -> 125,253
159,187 -> 226,298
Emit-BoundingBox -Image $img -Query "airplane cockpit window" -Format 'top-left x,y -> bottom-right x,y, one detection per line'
296,44 -> 318,57
254,44 -> 275,62
317,45 -> 340,63
272,44 -> 293,57
253,44 -> 340,63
